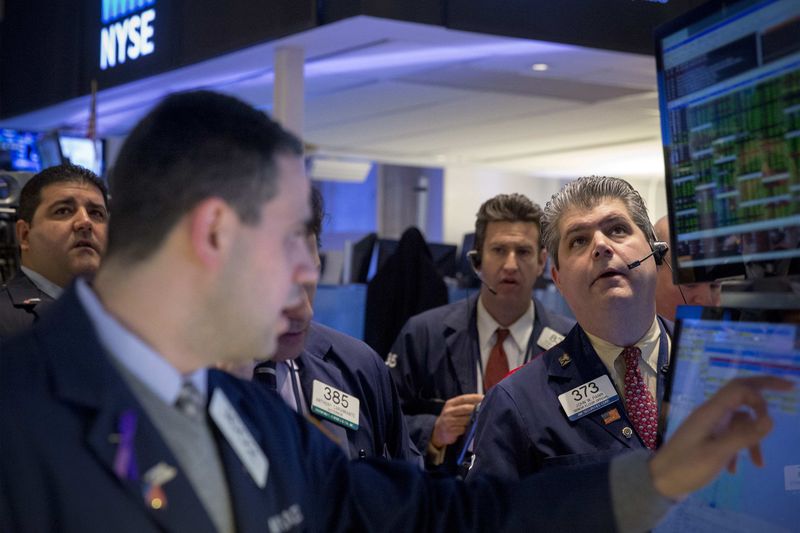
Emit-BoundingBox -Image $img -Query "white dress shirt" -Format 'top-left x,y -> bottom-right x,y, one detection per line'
475,297 -> 534,394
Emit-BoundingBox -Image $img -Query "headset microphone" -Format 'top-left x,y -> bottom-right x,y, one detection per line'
466,250 -> 497,295
627,242 -> 669,270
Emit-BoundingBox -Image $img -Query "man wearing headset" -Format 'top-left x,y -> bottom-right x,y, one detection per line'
387,193 -> 574,473
468,176 -> 676,481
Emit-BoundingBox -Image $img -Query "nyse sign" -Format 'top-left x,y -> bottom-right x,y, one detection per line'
100,0 -> 156,70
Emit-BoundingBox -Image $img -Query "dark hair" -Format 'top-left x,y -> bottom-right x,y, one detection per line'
308,186 -> 325,248
541,176 -> 655,269
106,90 -> 303,262
18,163 -> 107,224
473,193 -> 544,264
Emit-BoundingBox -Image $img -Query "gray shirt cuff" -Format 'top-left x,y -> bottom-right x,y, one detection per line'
610,450 -> 675,533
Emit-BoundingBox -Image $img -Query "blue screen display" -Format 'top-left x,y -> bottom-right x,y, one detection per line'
0,129 -> 41,172
657,308 -> 800,532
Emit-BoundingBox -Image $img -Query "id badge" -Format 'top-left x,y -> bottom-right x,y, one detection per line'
537,327 -> 565,351
209,389 -> 268,488
311,380 -> 360,430
557,375 -> 619,421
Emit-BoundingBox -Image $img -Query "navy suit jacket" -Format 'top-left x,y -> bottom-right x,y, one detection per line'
0,286 -> 618,532
468,319 -> 672,481
0,270 -> 55,340
296,321 -> 420,462
388,294 -> 575,471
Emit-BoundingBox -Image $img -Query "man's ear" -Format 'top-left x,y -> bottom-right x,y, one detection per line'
15,219 -> 31,252
551,263 -> 561,291
536,248 -> 548,278
188,198 -> 237,269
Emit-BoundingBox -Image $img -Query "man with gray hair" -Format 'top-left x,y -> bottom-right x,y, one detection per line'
469,176 -> 674,482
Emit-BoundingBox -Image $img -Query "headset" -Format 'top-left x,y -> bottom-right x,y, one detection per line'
627,237 -> 687,304
626,240 -> 669,270
466,249 -> 496,295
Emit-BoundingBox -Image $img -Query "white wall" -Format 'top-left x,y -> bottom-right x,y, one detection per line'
442,164 -> 566,245
442,164 -> 667,246
626,176 -> 668,226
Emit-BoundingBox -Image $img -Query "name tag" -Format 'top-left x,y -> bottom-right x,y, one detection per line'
209,389 -> 268,488
311,380 -> 360,430
537,327 -> 565,351
558,375 -> 619,421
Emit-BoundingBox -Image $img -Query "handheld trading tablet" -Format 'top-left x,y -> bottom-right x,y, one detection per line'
656,306 -> 800,533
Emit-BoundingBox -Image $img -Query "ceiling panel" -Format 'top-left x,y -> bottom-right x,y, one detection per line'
0,16 -> 666,180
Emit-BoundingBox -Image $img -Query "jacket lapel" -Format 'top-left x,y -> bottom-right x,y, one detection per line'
545,326 -> 644,450
7,272 -> 54,315
44,288 -> 216,533
443,294 -> 480,394
207,373 -> 272,533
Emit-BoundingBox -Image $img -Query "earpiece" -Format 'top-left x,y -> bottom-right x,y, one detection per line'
651,241 -> 668,266
466,250 -> 496,295
467,250 -> 481,269
627,241 -> 670,270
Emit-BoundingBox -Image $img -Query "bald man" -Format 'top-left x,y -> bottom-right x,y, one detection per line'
654,216 -> 721,321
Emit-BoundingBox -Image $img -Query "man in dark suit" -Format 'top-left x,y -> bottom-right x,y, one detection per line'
250,188 -> 419,463
387,193 -> 575,472
0,163 -> 108,338
469,176 -> 681,480
0,91 -> 790,533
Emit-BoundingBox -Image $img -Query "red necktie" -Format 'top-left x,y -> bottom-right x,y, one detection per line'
621,346 -> 658,450
484,328 -> 510,391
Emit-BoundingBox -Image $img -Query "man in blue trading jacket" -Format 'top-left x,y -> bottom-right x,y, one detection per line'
468,176 -> 678,481
0,91 -> 790,533
251,187 -> 419,463
387,193 -> 575,472
0,163 -> 108,339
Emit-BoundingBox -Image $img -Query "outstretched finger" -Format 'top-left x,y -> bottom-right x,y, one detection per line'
689,377 -> 790,434
748,442 -> 764,468
715,410 -> 774,461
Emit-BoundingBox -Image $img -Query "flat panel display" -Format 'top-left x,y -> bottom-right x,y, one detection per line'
0,129 -> 41,172
59,136 -> 104,176
658,305 -> 800,532
655,0 -> 800,283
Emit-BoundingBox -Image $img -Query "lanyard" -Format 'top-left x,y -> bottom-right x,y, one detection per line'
286,361 -> 306,415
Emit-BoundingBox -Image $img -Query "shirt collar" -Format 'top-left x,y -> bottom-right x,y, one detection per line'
585,317 -> 661,373
75,278 -> 207,405
476,296 -> 535,351
21,266 -> 63,300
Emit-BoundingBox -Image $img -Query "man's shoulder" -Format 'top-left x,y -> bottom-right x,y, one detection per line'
533,297 -> 575,334
210,368 -> 290,412
501,325 -> 581,390
307,321 -> 388,375
500,348 -> 551,390
404,298 -> 473,331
